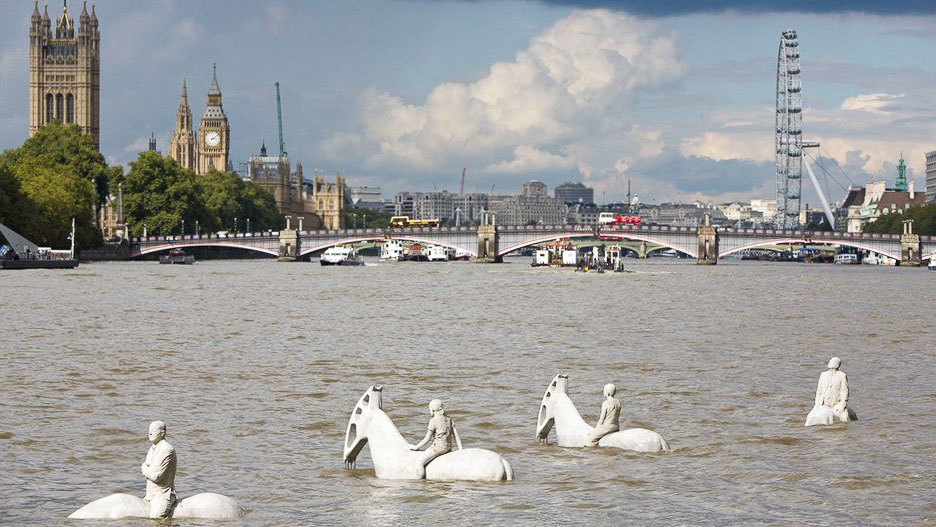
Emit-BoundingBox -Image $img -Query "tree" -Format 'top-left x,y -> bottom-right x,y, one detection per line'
197,169 -> 282,232
863,204 -> 936,236
0,124 -> 103,248
344,206 -> 392,228
123,151 -> 210,236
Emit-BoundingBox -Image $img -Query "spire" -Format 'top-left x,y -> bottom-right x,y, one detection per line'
181,76 -> 188,103
208,63 -> 221,96
81,0 -> 88,17
43,2 -> 50,22
260,140 -> 267,157
895,152 -> 907,192
90,2 -> 96,22
32,0 -> 40,20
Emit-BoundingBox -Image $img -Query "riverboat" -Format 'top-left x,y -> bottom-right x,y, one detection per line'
321,246 -> 364,266
405,243 -> 428,262
450,248 -> 471,261
531,249 -> 550,267
928,258 -> 936,271
379,239 -> 405,261
159,248 -> 194,265
833,253 -> 859,265
425,244 -> 448,262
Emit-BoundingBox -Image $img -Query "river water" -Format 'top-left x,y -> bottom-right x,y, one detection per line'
2,259 -> 935,525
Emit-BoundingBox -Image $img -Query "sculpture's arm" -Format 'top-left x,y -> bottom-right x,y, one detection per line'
839,374 -> 849,406
814,375 -> 824,407
410,429 -> 432,451
142,448 -> 173,482
594,402 -> 609,429
453,421 -> 463,451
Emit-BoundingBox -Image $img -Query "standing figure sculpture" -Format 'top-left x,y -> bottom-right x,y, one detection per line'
142,421 -> 177,518
586,384 -> 621,446
805,357 -> 858,426
68,421 -> 242,520
410,399 -> 463,477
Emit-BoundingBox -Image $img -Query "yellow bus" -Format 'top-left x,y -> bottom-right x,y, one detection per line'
389,216 -> 440,228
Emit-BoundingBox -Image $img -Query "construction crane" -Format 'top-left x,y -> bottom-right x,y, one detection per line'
275,82 -> 287,158
460,167 -> 466,196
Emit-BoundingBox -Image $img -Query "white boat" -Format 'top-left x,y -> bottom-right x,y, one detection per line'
862,253 -> 897,266
833,253 -> 859,265
561,249 -> 578,267
380,240 -> 405,261
424,244 -> 448,262
928,258 -> 936,271
321,246 -> 364,266
531,249 -> 550,267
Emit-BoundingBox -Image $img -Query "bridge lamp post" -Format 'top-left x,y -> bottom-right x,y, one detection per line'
234,217 -> 238,235
246,218 -> 250,234
195,220 -> 199,238
353,213 -> 357,229
181,219 -> 185,236
284,215 -> 292,230
363,214 -> 366,229
143,223 -> 147,239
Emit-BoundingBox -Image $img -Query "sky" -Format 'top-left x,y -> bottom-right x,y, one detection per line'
1,0 -> 934,205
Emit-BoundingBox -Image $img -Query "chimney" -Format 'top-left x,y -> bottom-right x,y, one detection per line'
909,180 -> 915,200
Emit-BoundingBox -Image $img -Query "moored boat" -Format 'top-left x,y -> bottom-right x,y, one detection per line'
159,248 -> 194,265
379,239 -> 405,261
321,246 -> 364,266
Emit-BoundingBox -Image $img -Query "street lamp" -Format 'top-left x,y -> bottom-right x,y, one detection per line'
234,216 -> 238,234
246,218 -> 250,234
353,213 -> 357,229
195,220 -> 199,238
181,219 -> 185,236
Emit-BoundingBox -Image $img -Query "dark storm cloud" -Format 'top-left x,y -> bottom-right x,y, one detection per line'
531,0 -> 934,16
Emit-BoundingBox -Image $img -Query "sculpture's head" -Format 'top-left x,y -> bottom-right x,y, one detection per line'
828,357 -> 841,370
536,374 -> 569,443
603,383 -> 617,397
343,385 -> 383,469
148,421 -> 166,444
428,399 -> 444,415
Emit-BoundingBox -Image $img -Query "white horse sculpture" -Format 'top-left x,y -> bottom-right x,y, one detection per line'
68,492 -> 242,520
343,385 -> 514,481
535,374 -> 671,453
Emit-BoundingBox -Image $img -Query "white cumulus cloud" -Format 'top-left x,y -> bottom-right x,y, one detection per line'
840,92 -> 905,114
319,9 -> 685,178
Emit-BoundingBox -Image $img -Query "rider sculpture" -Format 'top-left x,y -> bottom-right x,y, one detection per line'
805,357 -> 857,426
586,384 -> 621,446
410,399 -> 463,477
142,421 -> 177,518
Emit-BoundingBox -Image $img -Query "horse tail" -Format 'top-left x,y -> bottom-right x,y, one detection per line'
501,457 -> 514,481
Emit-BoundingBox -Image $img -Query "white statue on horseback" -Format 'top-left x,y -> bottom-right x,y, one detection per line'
343,385 -> 513,481
536,374 -> 670,453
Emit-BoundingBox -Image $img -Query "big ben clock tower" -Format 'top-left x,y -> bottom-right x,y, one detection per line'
197,64 -> 230,174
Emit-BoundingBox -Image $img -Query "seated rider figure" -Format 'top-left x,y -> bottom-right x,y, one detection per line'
814,357 -> 854,423
410,399 -> 462,477
586,383 -> 621,446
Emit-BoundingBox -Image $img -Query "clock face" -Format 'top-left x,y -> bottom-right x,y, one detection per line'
205,131 -> 220,147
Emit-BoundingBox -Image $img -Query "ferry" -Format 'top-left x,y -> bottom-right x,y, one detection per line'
531,249 -> 550,267
425,244 -> 449,262
833,253 -> 859,265
159,248 -> 194,265
405,243 -> 428,262
321,246 -> 364,266
380,239 -> 405,261
450,248 -> 471,261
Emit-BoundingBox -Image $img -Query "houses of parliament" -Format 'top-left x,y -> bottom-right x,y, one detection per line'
27,1 -> 345,231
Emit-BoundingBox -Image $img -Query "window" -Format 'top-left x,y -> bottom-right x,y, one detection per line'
65,94 -> 74,124
55,93 -> 64,122
45,93 -> 54,123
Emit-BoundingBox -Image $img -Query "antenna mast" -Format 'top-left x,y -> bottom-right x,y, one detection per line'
275,82 -> 286,158
460,168 -> 466,196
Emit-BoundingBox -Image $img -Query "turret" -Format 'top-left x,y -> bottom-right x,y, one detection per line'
55,0 -> 74,39
78,0 -> 89,39
42,3 -> 52,38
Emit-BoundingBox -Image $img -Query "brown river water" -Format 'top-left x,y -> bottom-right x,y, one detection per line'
2,258 -> 935,525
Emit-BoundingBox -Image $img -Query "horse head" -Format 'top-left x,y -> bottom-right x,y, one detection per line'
343,385 -> 383,469
536,374 -> 569,444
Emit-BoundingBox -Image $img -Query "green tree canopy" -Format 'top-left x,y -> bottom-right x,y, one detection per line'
124,151 -> 210,236
0,124 -> 103,248
863,203 -> 936,236
123,154 -> 283,236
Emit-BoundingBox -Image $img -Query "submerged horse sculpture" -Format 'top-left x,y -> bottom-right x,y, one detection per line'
535,374 -> 671,453
343,385 -> 514,481
68,492 -> 242,520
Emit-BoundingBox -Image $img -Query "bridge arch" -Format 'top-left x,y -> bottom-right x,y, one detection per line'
719,237 -> 902,261
133,241 -> 279,258
299,235 -> 477,257
498,232 -> 697,258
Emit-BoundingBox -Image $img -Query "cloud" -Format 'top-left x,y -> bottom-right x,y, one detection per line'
319,9 -> 685,178
529,1 -> 935,16
840,93 -> 905,114
484,145 -> 575,173
679,131 -> 773,163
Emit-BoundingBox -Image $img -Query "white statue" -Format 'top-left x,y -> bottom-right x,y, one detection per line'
586,383 -> 621,446
409,399 -> 464,476
343,386 -> 513,481
805,357 -> 858,426
68,421 -> 242,520
536,374 -> 670,453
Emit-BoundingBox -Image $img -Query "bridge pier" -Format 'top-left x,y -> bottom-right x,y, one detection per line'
476,212 -> 501,263
278,216 -> 299,262
697,216 -> 718,265
900,220 -> 922,267
637,241 -> 648,259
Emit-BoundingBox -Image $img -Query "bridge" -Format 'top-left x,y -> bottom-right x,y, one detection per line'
129,220 -> 936,266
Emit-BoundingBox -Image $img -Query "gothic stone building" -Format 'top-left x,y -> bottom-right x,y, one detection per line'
169,65 -> 230,175
29,0 -> 101,150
